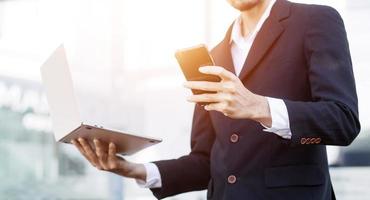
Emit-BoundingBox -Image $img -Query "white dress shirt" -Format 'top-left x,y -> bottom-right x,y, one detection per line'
137,0 -> 291,188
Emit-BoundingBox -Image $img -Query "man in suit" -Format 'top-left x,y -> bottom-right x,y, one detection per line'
72,0 -> 360,199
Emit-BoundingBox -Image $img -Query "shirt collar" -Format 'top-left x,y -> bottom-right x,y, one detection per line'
229,0 -> 276,46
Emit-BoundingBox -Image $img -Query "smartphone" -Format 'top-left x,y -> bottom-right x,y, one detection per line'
175,44 -> 221,95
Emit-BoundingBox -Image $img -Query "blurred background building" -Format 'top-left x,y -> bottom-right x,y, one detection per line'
0,0 -> 369,199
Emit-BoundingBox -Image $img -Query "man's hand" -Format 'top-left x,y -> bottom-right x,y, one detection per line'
184,66 -> 272,126
72,138 -> 147,182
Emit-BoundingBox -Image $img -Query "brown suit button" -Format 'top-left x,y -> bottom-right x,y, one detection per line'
228,175 -> 237,184
315,138 -> 322,144
300,138 -> 307,144
230,134 -> 239,143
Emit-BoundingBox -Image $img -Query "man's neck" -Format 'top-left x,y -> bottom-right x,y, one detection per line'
240,0 -> 271,37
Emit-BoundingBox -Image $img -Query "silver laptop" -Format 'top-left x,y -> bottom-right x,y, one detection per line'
40,45 -> 162,155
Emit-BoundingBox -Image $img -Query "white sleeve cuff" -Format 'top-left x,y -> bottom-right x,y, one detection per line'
261,97 -> 292,139
135,162 -> 162,188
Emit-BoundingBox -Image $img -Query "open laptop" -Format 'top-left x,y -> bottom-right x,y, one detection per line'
40,45 -> 162,155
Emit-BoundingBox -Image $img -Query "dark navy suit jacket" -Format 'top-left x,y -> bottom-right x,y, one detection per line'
151,0 -> 361,199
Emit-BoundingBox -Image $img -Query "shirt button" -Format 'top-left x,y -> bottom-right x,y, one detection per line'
227,175 -> 237,184
230,133 -> 239,143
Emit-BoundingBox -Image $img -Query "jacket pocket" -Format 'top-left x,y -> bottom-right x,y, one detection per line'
265,165 -> 325,188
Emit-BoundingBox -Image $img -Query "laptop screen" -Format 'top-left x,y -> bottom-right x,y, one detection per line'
40,45 -> 81,141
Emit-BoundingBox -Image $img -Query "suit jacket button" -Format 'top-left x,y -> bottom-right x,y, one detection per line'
300,138 -> 307,144
228,175 -> 237,184
230,134 -> 239,143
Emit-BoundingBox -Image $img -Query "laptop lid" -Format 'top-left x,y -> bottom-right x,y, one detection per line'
41,45 -> 81,141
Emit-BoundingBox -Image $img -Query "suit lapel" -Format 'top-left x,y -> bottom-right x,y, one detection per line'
211,24 -> 236,75
238,0 -> 291,81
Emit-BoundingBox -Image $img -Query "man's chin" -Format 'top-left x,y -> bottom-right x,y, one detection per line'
229,1 -> 260,11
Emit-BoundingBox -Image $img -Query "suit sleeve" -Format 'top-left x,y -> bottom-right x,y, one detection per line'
150,104 -> 216,199
284,6 -> 361,146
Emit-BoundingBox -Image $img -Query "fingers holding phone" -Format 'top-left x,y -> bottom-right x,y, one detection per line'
183,65 -> 272,126
175,44 -> 271,124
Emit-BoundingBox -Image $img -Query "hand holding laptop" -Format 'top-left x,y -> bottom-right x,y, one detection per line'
40,45 -> 161,183
72,138 -> 147,181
